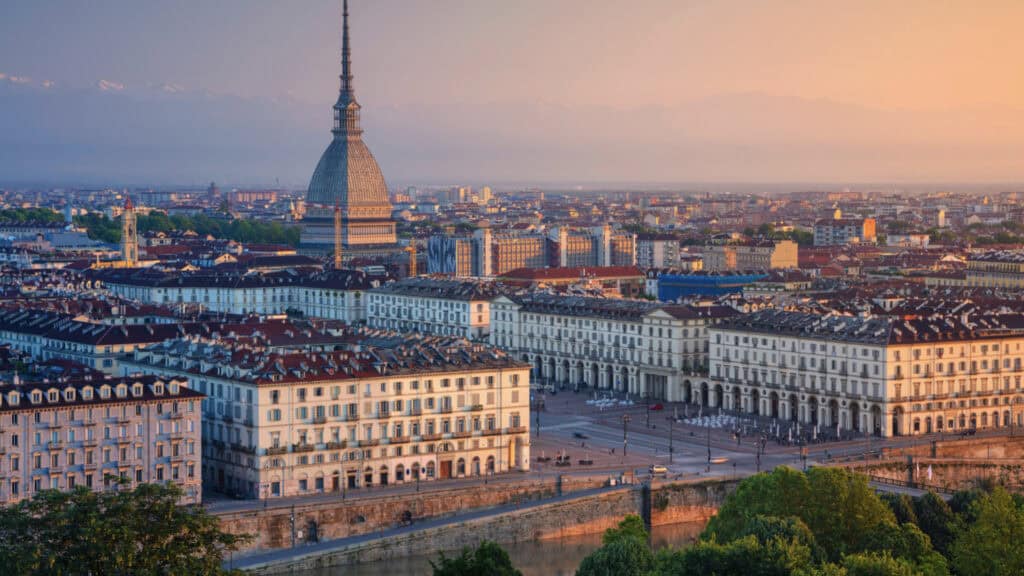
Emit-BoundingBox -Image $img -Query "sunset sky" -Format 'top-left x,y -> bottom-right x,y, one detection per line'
2,0 -> 1023,186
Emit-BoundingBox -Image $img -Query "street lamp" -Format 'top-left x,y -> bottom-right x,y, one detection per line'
706,425 -> 712,473
535,403 -> 541,439
622,414 -> 631,460
667,415 -> 675,464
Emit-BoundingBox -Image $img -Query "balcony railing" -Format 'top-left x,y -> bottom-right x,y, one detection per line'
506,426 -> 527,434
265,446 -> 288,456
312,415 -> 327,424
421,433 -> 442,441
325,440 -> 346,450
293,443 -> 315,453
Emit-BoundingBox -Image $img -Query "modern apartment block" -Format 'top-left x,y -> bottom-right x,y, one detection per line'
122,334 -> 530,499
702,239 -> 798,272
813,217 -> 877,246
0,375 -> 203,505
709,309 -> 1024,437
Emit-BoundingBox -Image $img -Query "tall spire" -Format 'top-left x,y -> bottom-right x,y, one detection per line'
341,0 -> 354,103
333,0 -> 361,137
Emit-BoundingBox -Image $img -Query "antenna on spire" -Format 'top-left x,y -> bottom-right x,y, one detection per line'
341,0 -> 353,99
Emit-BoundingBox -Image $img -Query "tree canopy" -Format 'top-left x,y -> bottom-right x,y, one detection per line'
75,211 -> 301,247
0,481 -> 248,575
431,540 -> 522,576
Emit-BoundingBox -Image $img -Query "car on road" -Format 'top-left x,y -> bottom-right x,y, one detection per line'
648,403 -> 664,411
573,431 -> 589,439
649,464 -> 668,475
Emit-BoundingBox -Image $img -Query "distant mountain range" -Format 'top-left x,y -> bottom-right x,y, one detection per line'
2,77 -> 1023,187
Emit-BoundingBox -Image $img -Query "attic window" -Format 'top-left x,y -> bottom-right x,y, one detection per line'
48,390 -> 59,403
132,384 -> 143,397
169,382 -> 179,394
82,387 -> 93,400
8,392 -> 19,405
31,391 -> 42,404
99,387 -> 110,399
64,388 -> 76,402
153,383 -> 164,395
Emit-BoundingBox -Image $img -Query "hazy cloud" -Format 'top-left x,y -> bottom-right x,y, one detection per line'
96,79 -> 125,92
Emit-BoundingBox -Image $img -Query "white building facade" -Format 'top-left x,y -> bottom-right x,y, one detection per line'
490,294 -> 737,401
709,310 -> 1024,437
123,335 -> 530,499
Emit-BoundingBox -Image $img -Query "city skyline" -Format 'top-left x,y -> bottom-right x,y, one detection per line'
3,0 -> 1024,186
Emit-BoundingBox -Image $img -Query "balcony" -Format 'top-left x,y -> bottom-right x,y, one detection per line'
312,415 -> 327,424
451,431 -> 472,439
439,406 -> 453,414
389,436 -> 411,444
376,412 -> 392,420
265,445 -> 288,456
325,440 -> 346,450
481,428 -> 501,437
469,404 -> 484,412
47,441 -> 64,450
230,443 -> 255,454
168,412 -> 184,419
293,443 -> 315,453
506,426 -> 527,434
421,433 -> 442,441
82,439 -> 99,447
409,408 -> 422,416
223,415 -> 234,424
84,462 -> 99,471
359,439 -> 379,447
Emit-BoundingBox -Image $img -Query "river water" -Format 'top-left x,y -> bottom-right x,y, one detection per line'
294,522 -> 705,576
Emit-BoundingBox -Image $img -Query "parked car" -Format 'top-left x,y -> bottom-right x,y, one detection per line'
648,403 -> 665,411
649,464 -> 668,475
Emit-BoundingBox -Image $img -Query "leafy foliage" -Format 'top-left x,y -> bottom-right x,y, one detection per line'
602,514 -> 649,545
576,536 -> 654,576
431,540 -> 522,576
949,487 -> 1024,576
0,481 -> 248,575
75,210 -> 301,246
0,207 -> 66,224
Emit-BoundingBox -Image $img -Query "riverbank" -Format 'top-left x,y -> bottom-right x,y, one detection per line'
233,478 -> 737,575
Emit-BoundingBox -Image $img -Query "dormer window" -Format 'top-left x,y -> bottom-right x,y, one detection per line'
99,387 -> 110,399
31,391 -> 42,404
64,388 -> 76,402
48,390 -> 59,403
153,383 -> 164,396
168,382 -> 179,395
7,392 -> 18,405
132,384 -> 143,397
82,387 -> 93,400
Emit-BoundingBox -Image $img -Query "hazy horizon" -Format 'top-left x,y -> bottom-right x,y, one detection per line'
3,0 -> 1024,188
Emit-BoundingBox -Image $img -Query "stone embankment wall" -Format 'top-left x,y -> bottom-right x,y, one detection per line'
842,458 -> 1024,491
218,474 -> 610,552
242,478 -> 738,576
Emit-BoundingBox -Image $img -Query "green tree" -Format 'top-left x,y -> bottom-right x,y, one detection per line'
0,481 -> 248,575
654,535 -> 815,576
738,515 -> 821,560
911,492 -> 960,555
950,487 -> 1024,576
576,536 -> 654,576
841,552 -> 917,576
603,514 -> 649,545
431,540 -> 522,576
881,493 -> 919,526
